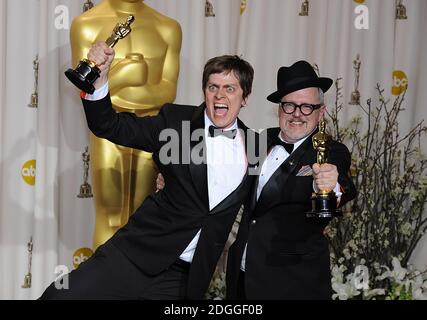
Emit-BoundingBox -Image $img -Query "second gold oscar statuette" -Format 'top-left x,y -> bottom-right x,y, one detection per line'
306,120 -> 342,221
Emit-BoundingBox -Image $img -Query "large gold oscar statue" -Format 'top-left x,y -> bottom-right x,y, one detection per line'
70,0 -> 182,249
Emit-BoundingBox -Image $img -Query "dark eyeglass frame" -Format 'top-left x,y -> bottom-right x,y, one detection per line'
279,102 -> 323,116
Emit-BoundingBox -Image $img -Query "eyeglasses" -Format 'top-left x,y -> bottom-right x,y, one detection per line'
279,102 -> 323,116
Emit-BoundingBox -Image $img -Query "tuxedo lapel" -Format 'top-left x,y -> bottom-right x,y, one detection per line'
248,127 -> 278,212
209,172 -> 252,215
189,104 -> 209,206
252,129 -> 315,217
248,176 -> 259,213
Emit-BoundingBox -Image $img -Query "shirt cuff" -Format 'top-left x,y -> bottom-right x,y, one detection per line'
313,182 -> 342,198
82,82 -> 109,101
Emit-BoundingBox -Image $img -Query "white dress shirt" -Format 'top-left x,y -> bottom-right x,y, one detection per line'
85,82 -> 109,100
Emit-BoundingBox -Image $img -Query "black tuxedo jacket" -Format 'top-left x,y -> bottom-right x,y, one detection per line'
226,127 -> 356,300
82,94 -> 258,299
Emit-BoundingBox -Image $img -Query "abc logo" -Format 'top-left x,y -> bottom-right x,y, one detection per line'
392,70 -> 408,95
21,160 -> 36,186
73,247 -> 93,269
353,0 -> 365,3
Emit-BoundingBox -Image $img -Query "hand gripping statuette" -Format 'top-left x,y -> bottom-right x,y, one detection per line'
65,15 -> 135,94
306,120 -> 342,221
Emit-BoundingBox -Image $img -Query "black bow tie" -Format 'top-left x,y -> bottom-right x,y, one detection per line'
272,136 -> 294,154
208,125 -> 237,139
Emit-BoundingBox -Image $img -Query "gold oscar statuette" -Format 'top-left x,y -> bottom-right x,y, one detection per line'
65,15 -> 135,94
205,0 -> 215,17
299,0 -> 309,16
306,120 -> 342,220
83,0 -> 94,13
349,54 -> 361,105
70,1 -> 182,249
240,0 -> 247,15
28,55 -> 39,108
77,146 -> 93,198
21,237 -> 33,288
396,0 -> 407,20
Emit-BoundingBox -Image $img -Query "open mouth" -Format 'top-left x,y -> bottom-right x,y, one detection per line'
214,103 -> 228,116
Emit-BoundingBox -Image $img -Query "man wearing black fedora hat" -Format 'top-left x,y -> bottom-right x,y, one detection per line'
226,60 -> 356,299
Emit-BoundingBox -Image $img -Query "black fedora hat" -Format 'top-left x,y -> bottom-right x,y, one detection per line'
267,60 -> 333,103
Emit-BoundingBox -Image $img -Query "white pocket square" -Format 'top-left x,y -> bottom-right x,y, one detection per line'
296,165 -> 313,176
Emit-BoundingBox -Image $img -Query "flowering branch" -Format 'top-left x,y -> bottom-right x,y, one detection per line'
327,79 -> 427,299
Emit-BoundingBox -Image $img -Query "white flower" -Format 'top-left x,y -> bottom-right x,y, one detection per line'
376,257 -> 407,283
343,248 -> 351,260
348,240 -> 357,251
331,264 -> 346,284
332,280 -> 360,300
411,274 -> 427,300
412,289 -> 427,300
363,288 -> 386,299
399,222 -> 413,236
